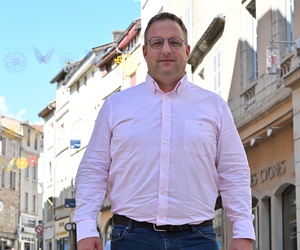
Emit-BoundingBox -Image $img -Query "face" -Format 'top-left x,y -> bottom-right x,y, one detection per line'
143,19 -> 190,92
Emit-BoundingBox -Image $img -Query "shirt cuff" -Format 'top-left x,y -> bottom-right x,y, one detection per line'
76,219 -> 100,242
232,220 -> 256,241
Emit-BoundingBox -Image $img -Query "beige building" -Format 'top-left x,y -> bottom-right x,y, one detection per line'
0,116 -> 43,250
141,0 -> 300,249
156,0 -> 299,249
0,120 -> 21,250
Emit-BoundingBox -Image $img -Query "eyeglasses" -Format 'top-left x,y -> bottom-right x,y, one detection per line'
145,37 -> 187,50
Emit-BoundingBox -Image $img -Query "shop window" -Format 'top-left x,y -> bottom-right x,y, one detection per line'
56,237 -> 68,250
47,242 -> 52,250
214,196 -> 224,249
261,196 -> 271,250
252,197 -> 259,250
282,185 -> 297,250
24,242 -> 31,250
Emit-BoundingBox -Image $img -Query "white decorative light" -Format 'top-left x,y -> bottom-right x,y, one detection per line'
250,137 -> 263,147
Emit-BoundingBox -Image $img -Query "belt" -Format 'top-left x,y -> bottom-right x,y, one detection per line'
112,214 -> 213,232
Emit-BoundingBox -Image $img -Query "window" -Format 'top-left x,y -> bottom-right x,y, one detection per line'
47,197 -> 54,222
49,161 -> 53,183
12,141 -> 17,157
1,137 -> 6,155
245,0 -> 258,82
185,0 -> 193,46
76,81 -> 80,92
282,185 -> 296,250
83,75 -> 87,86
47,242 -> 52,250
285,0 -> 294,53
1,168 -> 5,187
214,196 -> 224,249
213,51 -> 221,95
33,166 -> 37,180
27,129 -> 31,147
10,171 -> 16,190
252,197 -> 259,250
32,195 -> 36,213
25,166 -> 29,178
25,192 -> 29,211
34,135 -> 38,150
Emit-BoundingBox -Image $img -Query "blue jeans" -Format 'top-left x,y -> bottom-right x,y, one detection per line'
111,223 -> 218,250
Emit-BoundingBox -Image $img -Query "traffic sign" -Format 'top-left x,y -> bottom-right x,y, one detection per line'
35,225 -> 43,234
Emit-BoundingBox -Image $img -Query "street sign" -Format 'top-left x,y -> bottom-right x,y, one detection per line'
35,225 -> 43,234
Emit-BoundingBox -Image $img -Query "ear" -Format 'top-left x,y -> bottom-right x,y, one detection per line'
185,45 -> 191,57
142,45 -> 147,59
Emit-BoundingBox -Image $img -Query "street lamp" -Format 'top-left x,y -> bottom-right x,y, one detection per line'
266,38 -> 300,75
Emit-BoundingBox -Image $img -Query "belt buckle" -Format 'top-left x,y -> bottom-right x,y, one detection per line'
153,224 -> 167,232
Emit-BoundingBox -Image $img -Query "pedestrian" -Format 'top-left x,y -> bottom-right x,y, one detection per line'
74,12 -> 255,250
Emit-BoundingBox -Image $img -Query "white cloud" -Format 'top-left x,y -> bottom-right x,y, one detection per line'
0,96 -> 27,120
15,108 -> 27,121
0,96 -> 9,115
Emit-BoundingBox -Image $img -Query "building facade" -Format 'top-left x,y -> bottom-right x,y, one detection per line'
0,120 -> 21,250
0,117 -> 43,250
184,0 -> 299,249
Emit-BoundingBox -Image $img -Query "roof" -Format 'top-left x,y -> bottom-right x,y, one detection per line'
188,16 -> 225,70
38,100 -> 56,118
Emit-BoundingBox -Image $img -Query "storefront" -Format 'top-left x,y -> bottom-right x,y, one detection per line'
19,214 -> 38,250
43,225 -> 54,250
244,114 -> 295,250
54,218 -> 69,250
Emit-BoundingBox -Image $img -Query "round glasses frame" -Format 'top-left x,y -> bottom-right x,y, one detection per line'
145,36 -> 187,50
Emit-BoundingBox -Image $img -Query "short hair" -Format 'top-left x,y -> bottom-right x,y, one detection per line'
144,12 -> 188,44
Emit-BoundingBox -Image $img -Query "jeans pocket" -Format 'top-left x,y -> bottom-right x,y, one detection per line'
196,226 -> 218,242
111,225 -> 128,242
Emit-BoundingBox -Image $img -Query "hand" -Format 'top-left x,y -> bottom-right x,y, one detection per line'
229,238 -> 253,250
77,237 -> 103,250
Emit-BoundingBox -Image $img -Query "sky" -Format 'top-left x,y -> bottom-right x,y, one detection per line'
0,0 -> 141,124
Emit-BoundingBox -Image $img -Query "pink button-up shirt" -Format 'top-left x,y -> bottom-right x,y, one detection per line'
74,74 -> 255,241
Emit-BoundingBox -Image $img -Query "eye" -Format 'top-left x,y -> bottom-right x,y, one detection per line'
151,39 -> 163,48
169,38 -> 182,48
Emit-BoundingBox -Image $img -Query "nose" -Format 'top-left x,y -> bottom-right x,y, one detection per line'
161,40 -> 171,54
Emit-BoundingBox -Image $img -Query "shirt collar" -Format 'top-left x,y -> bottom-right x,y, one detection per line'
145,73 -> 189,94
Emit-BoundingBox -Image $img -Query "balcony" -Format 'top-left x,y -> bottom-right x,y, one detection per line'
229,50 -> 298,129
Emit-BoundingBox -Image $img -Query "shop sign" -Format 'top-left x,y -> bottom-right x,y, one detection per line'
55,218 -> 69,239
251,160 -> 286,187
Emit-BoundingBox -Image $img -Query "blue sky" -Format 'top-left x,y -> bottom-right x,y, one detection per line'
0,0 -> 140,124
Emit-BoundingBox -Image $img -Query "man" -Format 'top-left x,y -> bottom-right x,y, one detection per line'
74,12 -> 255,250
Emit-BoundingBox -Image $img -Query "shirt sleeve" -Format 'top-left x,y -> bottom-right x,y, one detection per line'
74,99 -> 112,242
216,101 -> 256,241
